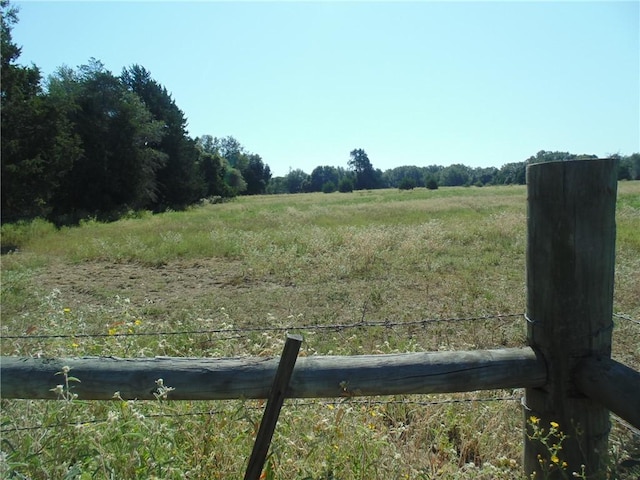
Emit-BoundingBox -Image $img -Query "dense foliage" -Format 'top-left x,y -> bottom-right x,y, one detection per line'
2,1 -> 638,224
0,2 -> 271,224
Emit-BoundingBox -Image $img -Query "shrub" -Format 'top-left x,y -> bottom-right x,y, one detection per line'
338,178 -> 354,193
398,177 -> 416,190
322,181 -> 337,193
425,177 -> 439,190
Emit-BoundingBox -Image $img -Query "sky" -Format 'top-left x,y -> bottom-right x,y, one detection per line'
11,1 -> 640,177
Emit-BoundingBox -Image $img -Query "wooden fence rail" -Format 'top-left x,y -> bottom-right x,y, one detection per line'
0,347 -> 545,400
1,158 -> 638,480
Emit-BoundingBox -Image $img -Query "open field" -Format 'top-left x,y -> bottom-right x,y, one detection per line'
1,183 -> 639,479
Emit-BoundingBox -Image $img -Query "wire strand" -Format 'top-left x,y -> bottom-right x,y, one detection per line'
0,313 -> 525,341
0,395 -> 520,434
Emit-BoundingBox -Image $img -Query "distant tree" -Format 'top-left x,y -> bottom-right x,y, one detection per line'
225,167 -> 247,196
471,166 -> 498,186
612,153 -> 632,180
242,154 -> 271,195
439,164 -> 471,186
285,168 -> 310,193
348,149 -> 379,190
338,176 -> 354,193
425,176 -> 439,190
266,176 -> 288,194
526,150 -> 575,164
625,153 -> 640,180
212,136 -> 245,168
196,136 -> 230,198
398,177 -> 416,190
322,181 -> 336,193
310,165 -> 341,192
383,166 -> 424,188
495,162 -> 526,185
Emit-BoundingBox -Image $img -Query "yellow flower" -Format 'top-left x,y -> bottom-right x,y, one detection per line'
529,415 -> 540,424
134,319 -> 142,326
63,308 -> 71,313
550,421 -> 559,429
108,328 -> 118,336
551,454 -> 560,464
71,342 -> 79,348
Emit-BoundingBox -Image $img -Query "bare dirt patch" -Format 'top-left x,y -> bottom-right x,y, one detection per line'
31,258 -> 301,323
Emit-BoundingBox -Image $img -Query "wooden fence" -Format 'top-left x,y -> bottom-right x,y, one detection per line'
1,158 -> 639,479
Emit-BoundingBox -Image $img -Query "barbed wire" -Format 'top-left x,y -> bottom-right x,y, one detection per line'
4,395 -> 638,437
0,313 -> 525,341
0,394 -> 520,434
613,312 -> 640,326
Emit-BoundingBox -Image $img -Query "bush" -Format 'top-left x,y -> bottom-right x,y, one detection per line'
398,177 -> 416,190
0,218 -> 57,252
425,178 -> 439,190
338,178 -> 354,193
322,181 -> 336,193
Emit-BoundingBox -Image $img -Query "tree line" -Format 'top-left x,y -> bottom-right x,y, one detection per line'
270,150 -> 639,195
2,1 -> 638,225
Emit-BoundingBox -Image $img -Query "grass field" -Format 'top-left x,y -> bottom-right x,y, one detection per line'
1,183 -> 639,479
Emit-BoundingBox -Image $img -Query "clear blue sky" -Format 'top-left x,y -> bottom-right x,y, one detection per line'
12,1 -> 640,177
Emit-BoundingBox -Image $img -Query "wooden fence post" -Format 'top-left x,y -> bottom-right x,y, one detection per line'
524,158 -> 618,479
244,334 -> 302,480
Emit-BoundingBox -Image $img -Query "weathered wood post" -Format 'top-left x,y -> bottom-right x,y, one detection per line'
524,158 -> 618,479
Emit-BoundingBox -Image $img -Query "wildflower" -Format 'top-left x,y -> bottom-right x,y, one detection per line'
63,308 -> 71,313
529,415 -> 540,424
550,421 -> 559,429
107,411 -> 119,422
50,384 -> 64,396
71,342 -> 79,348
551,454 -> 560,464
134,319 -> 142,326
108,328 -> 118,336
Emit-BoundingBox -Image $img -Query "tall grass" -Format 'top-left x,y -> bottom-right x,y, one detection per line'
1,183 -> 638,479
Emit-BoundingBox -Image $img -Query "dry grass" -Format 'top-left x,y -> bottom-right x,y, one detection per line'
1,183 -> 638,479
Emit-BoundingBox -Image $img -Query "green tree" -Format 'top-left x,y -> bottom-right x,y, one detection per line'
322,181 -> 336,193
425,175 -> 439,190
224,167 -> 247,196
495,162 -> 526,185
348,149 -> 379,190
383,166 -> 424,188
284,168 -> 310,193
398,177 -> 416,190
206,135 -> 271,195
121,64 -> 204,209
1,1 -> 81,221
266,176 -> 288,194
471,166 -> 498,186
439,164 -> 471,186
195,135 -> 231,198
338,176 -> 354,193
47,60 -> 167,220
310,165 -> 341,192
241,154 -> 271,195
625,153 -> 640,180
